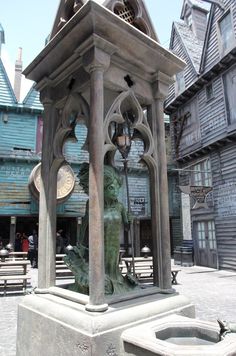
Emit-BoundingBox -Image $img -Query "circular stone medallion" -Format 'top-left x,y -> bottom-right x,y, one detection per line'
29,163 -> 75,204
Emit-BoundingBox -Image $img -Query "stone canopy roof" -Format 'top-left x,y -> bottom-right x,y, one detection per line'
50,0 -> 158,41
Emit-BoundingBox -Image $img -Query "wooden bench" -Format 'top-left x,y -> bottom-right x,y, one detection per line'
0,275 -> 30,296
9,252 -> 28,260
122,257 -> 181,284
0,260 -> 31,296
55,254 -> 74,279
171,269 -> 181,285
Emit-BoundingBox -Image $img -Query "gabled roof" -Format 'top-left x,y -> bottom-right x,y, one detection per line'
22,85 -> 43,111
171,21 -> 204,73
0,58 -> 17,106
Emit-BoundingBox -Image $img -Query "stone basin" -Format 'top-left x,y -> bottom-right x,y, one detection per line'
155,325 -> 219,346
122,314 -> 236,356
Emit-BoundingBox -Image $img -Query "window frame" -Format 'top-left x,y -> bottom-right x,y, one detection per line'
175,70 -> 185,96
205,82 -> 214,102
191,159 -> 212,187
217,8 -> 235,57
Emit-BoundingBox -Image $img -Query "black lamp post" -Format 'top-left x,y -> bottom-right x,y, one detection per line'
113,112 -> 135,276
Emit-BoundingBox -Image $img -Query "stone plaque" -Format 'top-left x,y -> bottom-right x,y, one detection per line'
29,163 -> 75,204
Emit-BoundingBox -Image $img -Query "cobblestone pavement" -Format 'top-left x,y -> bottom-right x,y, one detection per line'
1,264 -> 236,355
174,263 -> 236,323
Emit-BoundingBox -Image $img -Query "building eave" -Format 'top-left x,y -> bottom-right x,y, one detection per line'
165,47 -> 236,115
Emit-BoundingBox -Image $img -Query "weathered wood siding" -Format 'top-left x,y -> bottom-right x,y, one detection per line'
192,8 -> 208,42
211,143 -> 236,270
171,96 -> 201,158
198,76 -> 227,145
203,0 -> 236,73
0,113 -> 37,154
0,162 -> 33,215
168,174 -> 182,252
170,217 -> 182,253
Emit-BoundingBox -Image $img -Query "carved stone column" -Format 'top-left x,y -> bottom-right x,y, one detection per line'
151,72 -> 174,291
37,92 -> 58,291
83,46 -> 111,312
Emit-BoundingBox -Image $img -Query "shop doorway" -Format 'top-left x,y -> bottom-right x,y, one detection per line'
194,220 -> 217,268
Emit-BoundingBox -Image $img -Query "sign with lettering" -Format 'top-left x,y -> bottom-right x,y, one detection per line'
179,185 -> 212,209
130,197 -> 146,216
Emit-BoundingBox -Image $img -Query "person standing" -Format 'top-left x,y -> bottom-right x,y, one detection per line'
15,233 -> 22,252
56,230 -> 64,254
28,230 -> 38,268
21,233 -> 29,254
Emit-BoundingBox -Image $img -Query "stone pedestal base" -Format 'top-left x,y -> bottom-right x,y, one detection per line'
16,289 -> 194,356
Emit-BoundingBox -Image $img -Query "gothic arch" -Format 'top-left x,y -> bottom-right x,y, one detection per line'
103,90 -> 157,173
53,92 -> 89,166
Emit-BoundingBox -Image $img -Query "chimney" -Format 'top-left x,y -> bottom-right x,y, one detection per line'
14,47 -> 23,102
0,24 -> 5,58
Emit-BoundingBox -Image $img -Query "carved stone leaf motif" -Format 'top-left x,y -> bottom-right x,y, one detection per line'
77,342 -> 89,354
106,344 -> 118,356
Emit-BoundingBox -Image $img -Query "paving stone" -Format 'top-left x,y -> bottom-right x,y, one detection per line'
1,264 -> 236,355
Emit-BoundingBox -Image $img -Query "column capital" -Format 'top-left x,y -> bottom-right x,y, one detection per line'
40,87 -> 54,106
79,34 -> 117,73
83,46 -> 111,73
152,71 -> 174,101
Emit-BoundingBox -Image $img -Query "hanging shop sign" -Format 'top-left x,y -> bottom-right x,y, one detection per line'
28,163 -> 75,204
179,185 -> 212,209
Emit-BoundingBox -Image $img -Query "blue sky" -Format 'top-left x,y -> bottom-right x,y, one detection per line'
0,0 -> 183,99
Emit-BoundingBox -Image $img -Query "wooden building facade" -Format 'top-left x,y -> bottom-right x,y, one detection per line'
165,0 -> 236,270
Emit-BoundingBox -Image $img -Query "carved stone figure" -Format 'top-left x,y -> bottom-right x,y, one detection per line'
64,163 -> 138,295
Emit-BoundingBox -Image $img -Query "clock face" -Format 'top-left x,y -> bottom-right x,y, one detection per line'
29,163 -> 75,202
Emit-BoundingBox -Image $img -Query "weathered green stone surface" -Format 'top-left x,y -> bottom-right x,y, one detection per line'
64,163 -> 138,295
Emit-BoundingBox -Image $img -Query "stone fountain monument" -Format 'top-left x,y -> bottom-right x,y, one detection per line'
16,1 -> 195,355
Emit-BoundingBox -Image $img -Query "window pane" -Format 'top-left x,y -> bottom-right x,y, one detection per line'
219,13 -> 234,52
208,220 -> 216,249
176,71 -> 185,94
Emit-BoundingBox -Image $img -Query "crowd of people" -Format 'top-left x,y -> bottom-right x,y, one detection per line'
0,228 -> 69,268
14,230 -> 38,268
